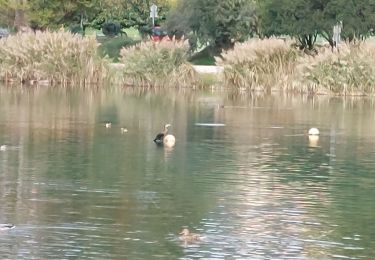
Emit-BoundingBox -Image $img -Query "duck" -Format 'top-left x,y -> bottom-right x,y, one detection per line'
0,224 -> 15,231
121,127 -> 128,133
105,122 -> 112,128
154,124 -> 176,147
0,145 -> 7,151
179,228 -> 200,243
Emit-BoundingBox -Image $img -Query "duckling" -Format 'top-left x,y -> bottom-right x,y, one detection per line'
179,228 -> 200,243
105,122 -> 112,128
0,224 -> 15,231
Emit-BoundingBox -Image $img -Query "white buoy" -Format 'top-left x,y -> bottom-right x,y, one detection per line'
308,128 -> 320,135
308,135 -> 319,147
163,134 -> 176,147
105,123 -> 112,128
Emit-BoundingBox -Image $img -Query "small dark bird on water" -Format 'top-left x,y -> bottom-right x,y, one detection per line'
153,124 -> 171,144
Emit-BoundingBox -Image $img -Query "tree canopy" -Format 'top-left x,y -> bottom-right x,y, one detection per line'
0,0 -> 374,51
165,0 -> 257,50
261,0 -> 375,49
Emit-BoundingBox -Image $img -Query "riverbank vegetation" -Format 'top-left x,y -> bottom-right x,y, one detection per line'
0,1 -> 374,94
218,38 -> 375,95
0,31 -> 110,86
216,39 -> 299,91
119,39 -> 197,87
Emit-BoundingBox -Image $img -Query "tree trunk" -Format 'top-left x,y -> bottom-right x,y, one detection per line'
13,0 -> 28,31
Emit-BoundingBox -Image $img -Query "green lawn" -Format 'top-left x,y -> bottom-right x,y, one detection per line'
189,46 -> 218,65
86,27 -> 141,61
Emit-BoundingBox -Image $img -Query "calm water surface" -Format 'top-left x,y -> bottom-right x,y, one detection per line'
0,86 -> 374,259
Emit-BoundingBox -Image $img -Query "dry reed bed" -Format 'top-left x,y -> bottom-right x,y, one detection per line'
301,41 -> 375,95
119,39 -> 198,87
218,39 -> 375,95
0,30 -> 110,86
216,39 -> 299,91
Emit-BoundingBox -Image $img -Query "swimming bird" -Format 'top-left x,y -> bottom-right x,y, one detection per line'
308,127 -> 320,135
105,122 -> 112,128
153,124 -> 171,145
179,228 -> 200,243
121,127 -> 128,133
0,224 -> 15,231
0,145 -> 7,151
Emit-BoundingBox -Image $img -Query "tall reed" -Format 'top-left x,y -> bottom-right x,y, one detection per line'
300,41 -> 375,95
216,39 -> 299,91
0,30 -> 110,86
119,39 -> 197,87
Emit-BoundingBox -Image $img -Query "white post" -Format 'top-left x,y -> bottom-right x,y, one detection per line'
150,4 -> 158,28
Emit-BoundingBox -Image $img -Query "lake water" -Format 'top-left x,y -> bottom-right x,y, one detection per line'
0,86 -> 374,259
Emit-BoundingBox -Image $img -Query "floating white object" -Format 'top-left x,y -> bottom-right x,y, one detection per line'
121,127 -> 128,133
105,123 -> 112,128
0,224 -> 14,231
195,123 -> 226,127
308,135 -> 319,147
0,145 -> 6,151
163,134 -> 176,147
308,128 -> 320,135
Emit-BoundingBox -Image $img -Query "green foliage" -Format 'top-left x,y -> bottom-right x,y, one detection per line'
0,30 -> 110,86
98,36 -> 139,61
260,0 -> 375,49
166,0 -> 257,50
28,0 -> 100,30
102,22 -> 121,36
119,39 -> 198,87
92,0 -> 171,38
189,47 -> 216,65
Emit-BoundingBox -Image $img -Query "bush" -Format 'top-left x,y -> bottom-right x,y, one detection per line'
0,30 -> 110,86
216,38 -> 299,91
102,22 -> 121,37
300,41 -> 375,95
119,39 -> 198,87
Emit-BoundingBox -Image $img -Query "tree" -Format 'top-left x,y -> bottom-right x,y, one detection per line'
322,0 -> 375,42
0,0 -> 29,30
92,0 -> 172,37
28,0 -> 100,32
165,0 -> 257,51
260,0 -> 375,50
260,0 -> 322,50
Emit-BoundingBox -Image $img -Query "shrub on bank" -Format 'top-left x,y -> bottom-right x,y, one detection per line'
216,39 -> 299,91
300,41 -> 375,95
119,39 -> 197,87
0,30 -> 110,86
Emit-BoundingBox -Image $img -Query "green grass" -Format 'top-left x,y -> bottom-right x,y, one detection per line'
98,36 -> 140,61
85,27 -> 141,61
189,47 -> 217,65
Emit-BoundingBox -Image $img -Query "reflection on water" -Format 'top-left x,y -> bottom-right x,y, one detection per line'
0,86 -> 374,259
